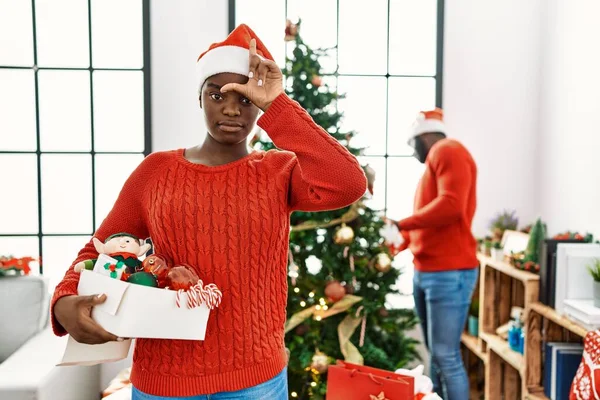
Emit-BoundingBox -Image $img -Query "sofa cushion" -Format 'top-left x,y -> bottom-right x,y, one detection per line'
0,327 -> 100,400
0,275 -> 49,362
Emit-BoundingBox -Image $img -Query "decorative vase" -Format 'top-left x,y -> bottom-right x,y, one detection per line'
594,281 -> 600,308
468,316 -> 479,337
491,248 -> 504,262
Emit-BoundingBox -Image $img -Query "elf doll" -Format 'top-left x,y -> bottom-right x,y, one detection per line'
74,233 -> 151,279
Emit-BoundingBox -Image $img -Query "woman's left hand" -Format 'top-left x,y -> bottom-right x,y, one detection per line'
221,38 -> 284,111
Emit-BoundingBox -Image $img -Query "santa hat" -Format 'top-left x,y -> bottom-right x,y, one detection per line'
196,24 -> 274,93
409,108 -> 446,143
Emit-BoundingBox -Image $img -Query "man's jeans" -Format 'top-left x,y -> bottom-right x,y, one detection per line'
413,268 -> 479,400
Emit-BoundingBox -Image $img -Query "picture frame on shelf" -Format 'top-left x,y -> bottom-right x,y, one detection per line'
501,230 -> 530,257
539,239 -> 588,307
554,243 -> 600,314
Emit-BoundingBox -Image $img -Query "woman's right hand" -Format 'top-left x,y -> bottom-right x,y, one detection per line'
54,294 -> 121,344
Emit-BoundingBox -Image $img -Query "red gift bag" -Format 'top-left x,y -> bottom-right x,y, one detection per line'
571,330 -> 600,400
327,360 -> 414,400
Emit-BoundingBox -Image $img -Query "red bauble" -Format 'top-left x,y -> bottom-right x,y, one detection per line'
325,281 -> 346,302
142,254 -> 170,287
167,265 -> 200,291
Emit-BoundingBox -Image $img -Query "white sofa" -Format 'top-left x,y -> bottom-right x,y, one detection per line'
0,327 -> 101,400
0,275 -> 103,400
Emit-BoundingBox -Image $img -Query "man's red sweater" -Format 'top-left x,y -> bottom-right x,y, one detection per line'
50,94 -> 367,397
398,139 -> 478,272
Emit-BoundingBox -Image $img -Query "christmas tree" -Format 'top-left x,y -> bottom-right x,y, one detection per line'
252,20 -> 419,399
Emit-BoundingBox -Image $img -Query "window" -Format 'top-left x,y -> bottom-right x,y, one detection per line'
0,0 -> 151,293
234,0 -> 444,306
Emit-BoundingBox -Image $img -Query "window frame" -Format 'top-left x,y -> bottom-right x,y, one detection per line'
0,0 -> 152,275
231,0 -> 444,300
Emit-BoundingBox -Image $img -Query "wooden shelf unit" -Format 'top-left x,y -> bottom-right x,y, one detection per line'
460,254 -> 540,399
524,302 -> 589,398
480,332 -> 524,375
461,332 -> 487,363
461,254 -> 590,398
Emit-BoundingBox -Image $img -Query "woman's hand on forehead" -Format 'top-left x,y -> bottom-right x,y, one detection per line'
221,39 -> 284,112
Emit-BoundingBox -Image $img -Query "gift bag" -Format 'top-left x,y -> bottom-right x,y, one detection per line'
327,360 -> 414,400
571,330 -> 600,400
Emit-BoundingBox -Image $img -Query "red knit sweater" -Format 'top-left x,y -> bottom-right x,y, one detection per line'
398,139 -> 478,272
50,94 -> 367,396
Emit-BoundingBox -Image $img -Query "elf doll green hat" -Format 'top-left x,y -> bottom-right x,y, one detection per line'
195,24 -> 274,93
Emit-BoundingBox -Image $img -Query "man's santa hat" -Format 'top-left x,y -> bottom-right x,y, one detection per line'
408,108 -> 446,144
196,24 -> 274,94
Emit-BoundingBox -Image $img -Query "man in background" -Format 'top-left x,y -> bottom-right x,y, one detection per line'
389,108 -> 478,400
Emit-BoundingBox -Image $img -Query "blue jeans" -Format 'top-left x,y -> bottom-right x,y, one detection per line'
132,367 -> 288,400
413,268 -> 478,400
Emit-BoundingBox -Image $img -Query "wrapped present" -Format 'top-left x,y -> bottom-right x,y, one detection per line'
571,330 -> 600,399
102,368 -> 131,398
327,360 -> 414,400
395,365 -> 442,400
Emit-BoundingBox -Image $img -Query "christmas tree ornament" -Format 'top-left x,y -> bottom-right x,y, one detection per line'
142,254 -> 170,287
127,271 -> 159,287
378,307 -> 389,317
343,282 -> 355,295
324,280 -> 346,302
311,75 -> 322,87
311,351 -> 330,374
295,323 -> 310,336
334,224 -> 355,245
167,265 -> 200,291
375,253 -> 392,273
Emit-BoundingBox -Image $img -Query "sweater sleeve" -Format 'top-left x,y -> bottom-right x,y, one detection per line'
49,155 -> 153,336
398,145 -> 472,231
257,93 -> 367,212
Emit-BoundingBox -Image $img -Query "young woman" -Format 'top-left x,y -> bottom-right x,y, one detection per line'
51,24 -> 366,399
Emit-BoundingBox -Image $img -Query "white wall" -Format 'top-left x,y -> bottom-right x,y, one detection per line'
538,0 -> 600,238
443,0 -> 544,236
150,0 -> 228,151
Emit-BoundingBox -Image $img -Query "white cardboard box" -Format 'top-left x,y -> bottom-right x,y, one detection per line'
59,255 -> 212,366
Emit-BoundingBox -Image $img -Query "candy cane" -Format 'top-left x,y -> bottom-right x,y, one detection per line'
175,289 -> 185,308
174,279 -> 222,310
203,283 -> 222,309
190,281 -> 205,308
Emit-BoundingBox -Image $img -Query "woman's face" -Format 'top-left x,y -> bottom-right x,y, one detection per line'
200,73 -> 260,146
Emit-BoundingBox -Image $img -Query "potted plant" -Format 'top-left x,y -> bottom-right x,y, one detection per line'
489,210 -> 519,241
483,239 -> 493,257
490,241 -> 504,261
588,259 -> 600,307
468,299 -> 479,336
